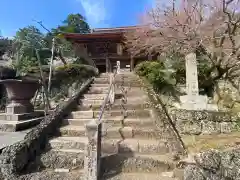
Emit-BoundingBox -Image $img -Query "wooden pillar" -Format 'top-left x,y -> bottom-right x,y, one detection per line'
105,57 -> 109,73
117,43 -> 123,55
109,59 -> 112,73
130,56 -> 135,72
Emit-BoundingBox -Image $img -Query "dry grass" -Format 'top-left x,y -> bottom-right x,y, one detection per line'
182,132 -> 240,153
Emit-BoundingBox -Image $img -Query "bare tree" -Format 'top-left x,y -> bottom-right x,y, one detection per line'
125,0 -> 240,94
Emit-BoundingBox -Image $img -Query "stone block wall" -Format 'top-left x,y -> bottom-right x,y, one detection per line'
171,109 -> 239,135
184,149 -> 240,180
0,78 -> 93,179
214,80 -> 240,111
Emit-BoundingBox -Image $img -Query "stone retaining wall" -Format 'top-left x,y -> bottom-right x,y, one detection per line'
171,109 -> 239,135
184,149 -> 240,180
138,77 -> 186,154
0,78 -> 93,179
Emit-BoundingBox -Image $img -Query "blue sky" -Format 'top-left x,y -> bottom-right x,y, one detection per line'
0,0 -> 154,37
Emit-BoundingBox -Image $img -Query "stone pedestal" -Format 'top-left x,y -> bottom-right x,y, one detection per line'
6,102 -> 34,114
180,95 -> 218,111
0,79 -> 44,132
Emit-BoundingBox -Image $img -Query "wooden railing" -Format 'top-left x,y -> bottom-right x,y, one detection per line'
84,70 -> 117,180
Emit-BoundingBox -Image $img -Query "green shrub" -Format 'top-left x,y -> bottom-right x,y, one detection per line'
55,63 -> 98,81
135,61 -> 176,92
135,54 -> 216,96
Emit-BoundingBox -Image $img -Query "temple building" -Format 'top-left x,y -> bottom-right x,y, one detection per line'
63,26 -> 149,73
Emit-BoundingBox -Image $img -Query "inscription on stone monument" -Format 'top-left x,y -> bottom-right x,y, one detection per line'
185,53 -> 199,96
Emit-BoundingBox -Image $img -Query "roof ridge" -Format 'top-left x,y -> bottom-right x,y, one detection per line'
93,25 -> 140,31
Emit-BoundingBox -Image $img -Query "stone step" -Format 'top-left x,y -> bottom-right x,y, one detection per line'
88,87 -> 145,95
58,125 -> 162,139
100,72 -> 136,76
58,125 -> 133,138
94,80 -> 141,87
0,117 -> 43,132
90,83 -> 142,89
78,101 -> 150,111
88,87 -> 109,94
94,77 -> 140,84
68,110 -> 94,119
102,153 -> 175,174
97,76 -> 139,81
80,99 -> 105,106
68,109 -> 152,119
83,93 -> 107,100
0,111 -> 44,121
19,169 -> 85,180
91,83 -> 111,87
40,151 -> 176,174
104,172 -> 178,180
62,117 -> 154,127
19,170 -> 178,180
80,97 -> 149,107
39,149 -> 84,170
83,93 -> 147,101
99,73 -> 138,78
48,137 -> 170,154
48,137 -> 88,151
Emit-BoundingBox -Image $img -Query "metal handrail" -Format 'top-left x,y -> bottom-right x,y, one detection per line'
96,69 -> 117,125
84,68 -> 122,180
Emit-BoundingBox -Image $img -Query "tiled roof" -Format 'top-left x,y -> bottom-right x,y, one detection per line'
92,25 -> 140,34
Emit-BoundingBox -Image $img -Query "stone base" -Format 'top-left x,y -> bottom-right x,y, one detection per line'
0,111 -> 44,121
180,95 -> 218,111
181,103 -> 218,111
0,117 -> 44,132
119,68 -> 131,73
0,110 -> 45,132
6,102 -> 34,114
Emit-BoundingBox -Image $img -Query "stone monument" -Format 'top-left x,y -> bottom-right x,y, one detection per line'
180,53 -> 218,111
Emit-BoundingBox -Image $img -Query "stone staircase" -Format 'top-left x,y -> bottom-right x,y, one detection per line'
23,72 -> 181,180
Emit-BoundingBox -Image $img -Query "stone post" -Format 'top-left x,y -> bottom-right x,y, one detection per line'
116,61 -> 120,74
109,73 -> 115,104
84,120 -> 102,180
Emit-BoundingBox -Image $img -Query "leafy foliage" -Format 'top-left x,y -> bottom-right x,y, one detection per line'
55,63 -> 97,82
0,37 -> 11,57
50,63 -> 97,100
44,13 -> 91,59
52,14 -> 90,34
135,61 -> 176,92
12,26 -> 50,75
135,55 -> 215,95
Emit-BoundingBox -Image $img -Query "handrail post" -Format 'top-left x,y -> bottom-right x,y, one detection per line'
84,70 -> 117,180
84,120 -> 101,180
109,73 -> 115,104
